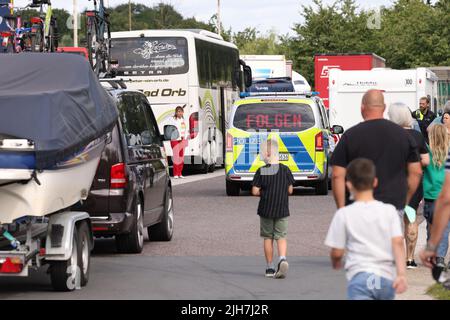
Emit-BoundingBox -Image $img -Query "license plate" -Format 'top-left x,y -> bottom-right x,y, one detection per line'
279,153 -> 289,161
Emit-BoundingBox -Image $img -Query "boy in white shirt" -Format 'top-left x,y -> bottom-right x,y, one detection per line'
325,158 -> 408,300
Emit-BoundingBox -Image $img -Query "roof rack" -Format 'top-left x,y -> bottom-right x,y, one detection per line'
240,92 -> 320,98
99,79 -> 127,90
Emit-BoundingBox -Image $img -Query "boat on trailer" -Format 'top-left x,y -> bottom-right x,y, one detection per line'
0,53 -> 118,291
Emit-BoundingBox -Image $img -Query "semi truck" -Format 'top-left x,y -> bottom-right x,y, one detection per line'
315,53 -> 386,108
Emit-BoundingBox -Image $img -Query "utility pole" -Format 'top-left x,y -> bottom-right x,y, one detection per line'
217,0 -> 221,36
73,0 -> 78,47
129,0 -> 132,31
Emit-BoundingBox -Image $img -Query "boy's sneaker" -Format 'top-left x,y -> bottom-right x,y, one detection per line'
274,259 -> 289,279
265,268 -> 275,278
173,176 -> 179,179
436,257 -> 446,269
407,260 -> 418,269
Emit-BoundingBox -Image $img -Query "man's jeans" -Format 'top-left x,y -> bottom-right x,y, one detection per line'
424,200 -> 450,258
347,272 -> 395,300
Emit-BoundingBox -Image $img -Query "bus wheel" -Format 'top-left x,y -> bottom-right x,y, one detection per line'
200,161 -> 209,174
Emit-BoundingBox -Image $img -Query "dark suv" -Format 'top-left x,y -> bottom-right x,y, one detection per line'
79,85 -> 174,253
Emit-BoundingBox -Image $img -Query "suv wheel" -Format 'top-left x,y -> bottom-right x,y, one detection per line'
148,186 -> 174,241
315,178 -> 328,196
116,197 -> 144,254
226,180 -> 240,196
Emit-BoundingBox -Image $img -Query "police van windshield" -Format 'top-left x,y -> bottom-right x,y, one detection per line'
111,37 -> 189,76
233,103 -> 315,132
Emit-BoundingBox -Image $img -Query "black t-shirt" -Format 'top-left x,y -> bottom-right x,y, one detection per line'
252,163 -> 295,218
330,119 -> 420,210
407,129 -> 428,210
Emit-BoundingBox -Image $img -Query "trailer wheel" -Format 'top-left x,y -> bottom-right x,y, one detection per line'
50,227 -> 80,292
77,221 -> 91,287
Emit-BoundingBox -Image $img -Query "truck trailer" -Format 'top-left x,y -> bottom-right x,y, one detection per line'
328,67 -> 439,131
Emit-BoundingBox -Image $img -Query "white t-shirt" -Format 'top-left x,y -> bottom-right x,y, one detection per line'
324,200 -> 403,281
171,117 -> 188,140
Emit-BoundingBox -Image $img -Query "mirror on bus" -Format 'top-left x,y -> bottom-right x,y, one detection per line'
331,125 -> 344,135
243,66 -> 252,88
163,125 -> 179,141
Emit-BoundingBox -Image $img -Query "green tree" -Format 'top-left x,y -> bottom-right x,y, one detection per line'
376,0 -> 448,68
289,0 -> 377,87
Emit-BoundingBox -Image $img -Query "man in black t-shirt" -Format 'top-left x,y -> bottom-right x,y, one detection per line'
252,138 -> 294,279
330,89 -> 422,212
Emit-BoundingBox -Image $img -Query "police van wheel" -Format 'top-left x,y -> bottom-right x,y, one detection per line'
226,180 -> 240,196
315,179 -> 328,196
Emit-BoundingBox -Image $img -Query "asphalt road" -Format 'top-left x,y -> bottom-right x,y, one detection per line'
0,171 -> 347,299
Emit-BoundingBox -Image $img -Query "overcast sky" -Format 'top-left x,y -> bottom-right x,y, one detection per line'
13,0 -> 398,35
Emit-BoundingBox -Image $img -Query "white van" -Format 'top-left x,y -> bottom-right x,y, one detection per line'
292,70 -> 311,92
328,68 -> 439,131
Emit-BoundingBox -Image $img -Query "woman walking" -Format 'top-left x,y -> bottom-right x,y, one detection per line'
170,106 -> 188,179
423,124 -> 450,269
389,103 -> 429,268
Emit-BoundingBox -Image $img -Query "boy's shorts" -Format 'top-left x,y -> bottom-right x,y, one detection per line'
260,217 -> 288,240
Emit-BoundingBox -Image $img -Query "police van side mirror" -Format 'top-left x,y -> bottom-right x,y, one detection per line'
163,125 -> 179,141
331,125 -> 344,135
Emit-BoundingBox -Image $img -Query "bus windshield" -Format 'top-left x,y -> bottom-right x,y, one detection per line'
233,103 -> 315,132
111,37 -> 189,76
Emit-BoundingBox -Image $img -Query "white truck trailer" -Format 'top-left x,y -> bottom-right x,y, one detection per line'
329,67 -> 439,131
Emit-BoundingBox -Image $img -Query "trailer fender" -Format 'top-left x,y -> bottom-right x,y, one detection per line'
45,211 -> 93,261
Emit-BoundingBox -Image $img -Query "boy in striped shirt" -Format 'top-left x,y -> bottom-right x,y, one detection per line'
252,138 -> 295,279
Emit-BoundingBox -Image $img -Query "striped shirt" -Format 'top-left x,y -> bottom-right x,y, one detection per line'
252,163 -> 295,218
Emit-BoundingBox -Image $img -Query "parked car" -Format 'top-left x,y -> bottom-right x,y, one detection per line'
77,83 -> 174,253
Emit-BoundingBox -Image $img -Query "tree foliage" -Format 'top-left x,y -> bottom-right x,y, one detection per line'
288,0 -> 450,88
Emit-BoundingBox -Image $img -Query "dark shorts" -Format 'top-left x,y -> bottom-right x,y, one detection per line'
260,217 -> 288,240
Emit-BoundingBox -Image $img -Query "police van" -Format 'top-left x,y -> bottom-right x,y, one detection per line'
225,93 -> 344,196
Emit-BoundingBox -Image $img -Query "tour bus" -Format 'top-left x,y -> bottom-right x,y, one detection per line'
110,29 -> 251,172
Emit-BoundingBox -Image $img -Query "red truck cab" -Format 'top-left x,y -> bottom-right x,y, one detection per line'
314,53 -> 386,109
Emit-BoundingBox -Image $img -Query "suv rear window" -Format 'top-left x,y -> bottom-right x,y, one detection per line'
233,103 -> 315,132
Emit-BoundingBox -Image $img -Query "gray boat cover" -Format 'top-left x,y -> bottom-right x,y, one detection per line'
0,53 -> 118,169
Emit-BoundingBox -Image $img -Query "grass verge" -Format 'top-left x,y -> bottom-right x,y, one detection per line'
427,284 -> 450,300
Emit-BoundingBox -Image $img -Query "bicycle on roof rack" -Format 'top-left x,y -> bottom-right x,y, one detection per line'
85,0 -> 111,76
0,1 -> 16,53
28,0 -> 58,52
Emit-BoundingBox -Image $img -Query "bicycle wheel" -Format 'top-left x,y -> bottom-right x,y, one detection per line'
86,16 -> 101,75
31,27 -> 44,52
100,18 -> 111,74
47,18 -> 58,52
